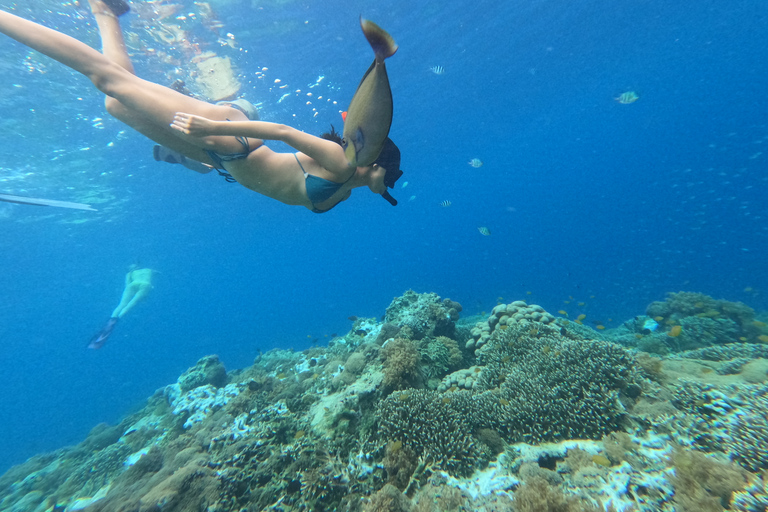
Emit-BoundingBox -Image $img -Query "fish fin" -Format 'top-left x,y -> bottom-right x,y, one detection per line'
354,128 -> 365,154
360,18 -> 398,61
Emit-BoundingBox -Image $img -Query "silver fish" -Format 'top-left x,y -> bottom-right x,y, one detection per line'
468,158 -> 483,168
478,226 -> 491,236
439,200 -> 452,207
342,19 -> 398,167
429,65 -> 445,75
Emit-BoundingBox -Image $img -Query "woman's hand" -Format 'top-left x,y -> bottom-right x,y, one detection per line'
171,112 -> 218,136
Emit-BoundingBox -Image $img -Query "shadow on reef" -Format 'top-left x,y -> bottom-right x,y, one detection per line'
2,290 -> 768,512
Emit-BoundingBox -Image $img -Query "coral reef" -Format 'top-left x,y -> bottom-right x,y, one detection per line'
731,471 -> 768,511
467,300 -> 557,353
645,291 -> 768,348
668,445 -> 747,512
673,380 -> 768,471
384,290 -> 463,340
474,323 -> 642,443
381,338 -> 423,390
2,289 -> 768,512
177,354 -> 228,392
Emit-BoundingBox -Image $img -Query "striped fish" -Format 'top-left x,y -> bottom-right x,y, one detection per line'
478,226 -> 491,236
615,91 -> 639,104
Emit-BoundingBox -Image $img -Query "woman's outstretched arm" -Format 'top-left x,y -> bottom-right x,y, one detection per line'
171,113 -> 352,174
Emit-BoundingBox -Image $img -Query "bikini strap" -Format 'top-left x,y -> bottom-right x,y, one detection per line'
224,118 -> 251,154
294,153 -> 308,177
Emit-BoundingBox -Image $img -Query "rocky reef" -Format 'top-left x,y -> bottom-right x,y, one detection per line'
1,290 -> 768,512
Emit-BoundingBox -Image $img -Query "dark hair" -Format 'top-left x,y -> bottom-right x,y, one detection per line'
321,125 -> 343,146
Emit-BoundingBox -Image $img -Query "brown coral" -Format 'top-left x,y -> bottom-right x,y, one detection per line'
512,475 -> 601,512
669,446 -> 748,512
364,483 -> 412,512
381,338 -> 423,390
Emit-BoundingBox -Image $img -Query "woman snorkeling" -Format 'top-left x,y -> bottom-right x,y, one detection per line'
0,0 -> 403,213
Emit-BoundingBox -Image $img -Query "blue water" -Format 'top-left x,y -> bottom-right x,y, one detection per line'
0,0 -> 766,474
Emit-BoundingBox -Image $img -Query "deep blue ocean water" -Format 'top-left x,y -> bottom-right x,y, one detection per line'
0,0 -> 766,475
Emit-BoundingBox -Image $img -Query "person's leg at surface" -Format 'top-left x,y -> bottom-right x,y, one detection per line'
0,8 -> 257,156
87,0 -> 134,73
86,0 -> 221,165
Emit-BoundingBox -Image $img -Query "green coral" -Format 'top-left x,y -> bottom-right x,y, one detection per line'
419,335 -> 463,382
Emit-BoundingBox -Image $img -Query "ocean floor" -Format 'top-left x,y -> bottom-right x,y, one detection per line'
1,290 -> 767,512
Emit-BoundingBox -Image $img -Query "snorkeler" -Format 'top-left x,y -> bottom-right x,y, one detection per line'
88,265 -> 153,349
0,0 -> 402,213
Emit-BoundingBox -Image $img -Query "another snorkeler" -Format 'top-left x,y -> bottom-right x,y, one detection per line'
88,265 -> 153,349
0,1 -> 403,213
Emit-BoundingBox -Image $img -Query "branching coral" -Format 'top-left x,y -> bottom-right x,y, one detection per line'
731,471 -> 768,511
377,389 -> 490,475
673,380 -> 768,471
475,324 -> 642,443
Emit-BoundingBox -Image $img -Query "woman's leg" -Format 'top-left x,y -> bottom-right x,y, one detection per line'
87,0 -> 216,163
88,0 -> 134,73
0,8 -> 253,156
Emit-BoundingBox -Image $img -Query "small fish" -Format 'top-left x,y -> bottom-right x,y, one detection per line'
401,181 -> 408,188
667,325 -> 683,337
468,158 -> 483,168
408,195 -> 416,201
355,329 -> 368,336
429,65 -> 445,75
615,91 -> 639,104
478,226 -> 491,236
439,200 -> 452,207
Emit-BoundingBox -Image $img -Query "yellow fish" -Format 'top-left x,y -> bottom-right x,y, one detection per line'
342,19 -> 398,167
615,91 -> 639,104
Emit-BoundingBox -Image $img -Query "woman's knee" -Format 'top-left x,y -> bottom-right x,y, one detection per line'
104,96 -> 127,118
89,62 -> 131,98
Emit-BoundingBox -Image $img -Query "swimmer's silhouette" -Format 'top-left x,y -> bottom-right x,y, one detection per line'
88,266 -> 153,349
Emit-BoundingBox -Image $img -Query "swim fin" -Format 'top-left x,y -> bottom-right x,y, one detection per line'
88,317 -> 119,350
102,0 -> 130,17
153,145 -> 213,174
